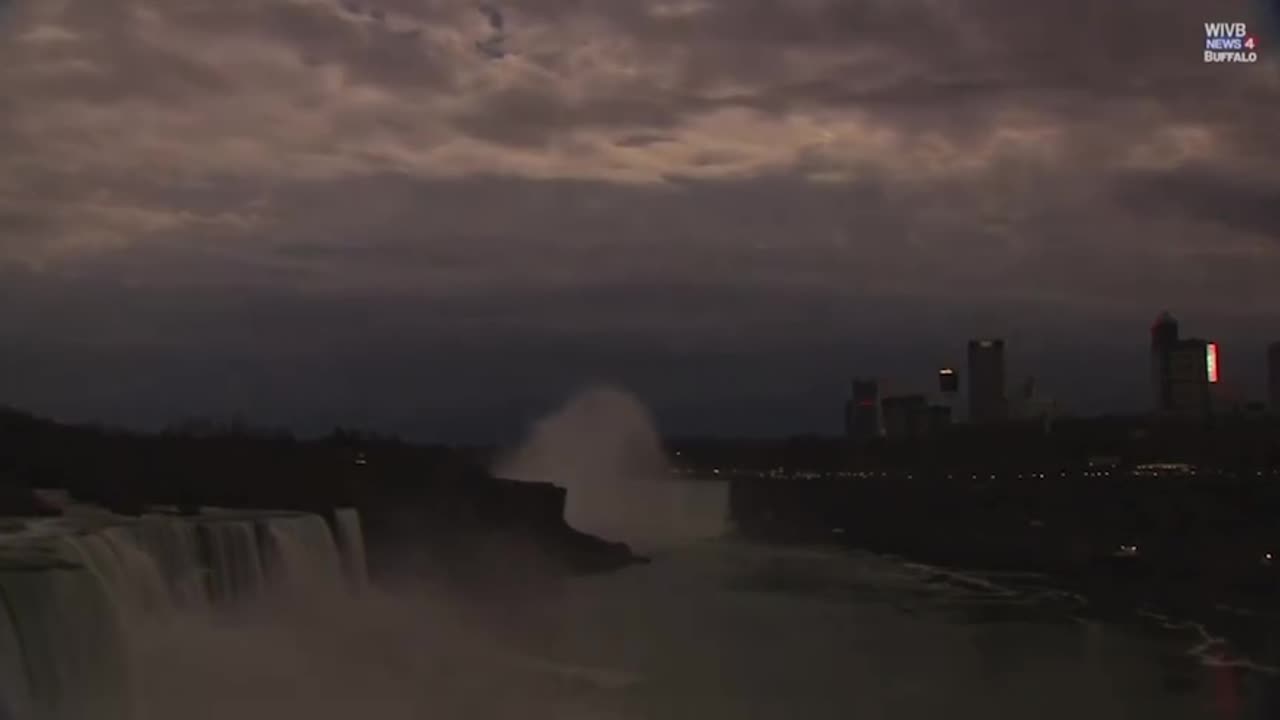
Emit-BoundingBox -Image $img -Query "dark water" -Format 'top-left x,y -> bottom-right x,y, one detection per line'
481,541 -> 1280,720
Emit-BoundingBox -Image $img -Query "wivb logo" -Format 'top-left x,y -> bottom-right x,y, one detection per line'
1204,21 -> 1259,62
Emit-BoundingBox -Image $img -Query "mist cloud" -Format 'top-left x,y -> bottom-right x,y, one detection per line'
495,386 -> 727,551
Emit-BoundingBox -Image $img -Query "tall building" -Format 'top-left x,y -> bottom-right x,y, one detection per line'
967,339 -> 1006,424
1268,341 -> 1280,413
1150,311 -> 1180,413
935,367 -> 959,422
938,368 -> 959,394
844,379 -> 880,440
1167,338 -> 1215,419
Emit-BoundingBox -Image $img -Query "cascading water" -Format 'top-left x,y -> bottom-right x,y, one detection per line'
0,553 -> 131,720
0,506 -> 367,720
264,514 -> 347,601
334,509 -> 368,593
198,518 -> 268,605
132,518 -> 208,612
0,580 -> 31,720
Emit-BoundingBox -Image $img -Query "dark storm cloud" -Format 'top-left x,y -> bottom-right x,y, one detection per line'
494,1 -> 1189,98
2,0 -> 1279,436
1119,169 -> 1280,240
614,133 -> 677,148
153,1 -> 460,89
478,4 -> 503,30
0,209 -> 45,233
348,0 -> 1278,160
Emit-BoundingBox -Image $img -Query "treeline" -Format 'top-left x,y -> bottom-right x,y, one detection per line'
0,405 -> 479,512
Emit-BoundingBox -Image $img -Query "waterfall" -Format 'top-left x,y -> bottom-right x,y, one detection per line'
333,509 -> 368,593
264,514 -> 346,600
0,562 -> 131,720
197,519 -> 268,605
0,507 -> 367,720
133,518 -> 208,612
0,559 -> 34,720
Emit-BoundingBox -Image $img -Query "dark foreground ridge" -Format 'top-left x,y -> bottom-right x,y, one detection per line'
0,406 -> 641,580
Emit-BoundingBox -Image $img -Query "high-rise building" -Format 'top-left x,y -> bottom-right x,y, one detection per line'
1268,341 -> 1280,413
967,339 -> 1006,424
844,379 -> 880,440
882,395 -> 929,438
1150,311 -> 1180,413
1167,338 -> 1215,419
936,367 -> 959,423
938,368 -> 959,394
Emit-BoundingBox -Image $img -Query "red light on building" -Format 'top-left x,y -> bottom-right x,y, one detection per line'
1206,343 -> 1219,383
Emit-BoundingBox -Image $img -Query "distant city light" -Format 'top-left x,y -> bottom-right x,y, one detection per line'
939,368 -> 955,375
1206,342 -> 1219,383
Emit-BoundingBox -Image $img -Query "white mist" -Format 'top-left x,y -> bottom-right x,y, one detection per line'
494,385 -> 727,553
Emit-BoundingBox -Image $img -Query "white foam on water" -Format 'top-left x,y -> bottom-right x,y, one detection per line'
1136,607 -> 1280,676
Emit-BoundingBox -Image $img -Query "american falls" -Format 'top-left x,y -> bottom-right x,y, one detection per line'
0,506 -> 367,720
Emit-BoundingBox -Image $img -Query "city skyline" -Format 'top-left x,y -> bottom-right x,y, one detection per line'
0,0 -> 1277,441
844,320 -> 1274,436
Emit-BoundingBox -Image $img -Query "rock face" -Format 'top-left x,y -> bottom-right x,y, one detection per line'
358,469 -> 642,583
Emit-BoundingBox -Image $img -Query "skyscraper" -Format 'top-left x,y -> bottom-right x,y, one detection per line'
967,339 -> 1006,424
938,368 -> 959,394
844,379 -> 880,440
1167,339 -> 1213,419
936,367 -> 959,423
1150,311 -> 1179,413
1268,341 -> 1280,413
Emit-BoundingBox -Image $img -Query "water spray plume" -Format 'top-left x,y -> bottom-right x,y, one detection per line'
494,385 -> 727,552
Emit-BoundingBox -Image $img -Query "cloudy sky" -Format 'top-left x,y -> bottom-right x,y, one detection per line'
0,0 -> 1277,440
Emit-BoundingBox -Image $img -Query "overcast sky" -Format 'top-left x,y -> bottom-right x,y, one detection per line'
1,0 -> 1277,440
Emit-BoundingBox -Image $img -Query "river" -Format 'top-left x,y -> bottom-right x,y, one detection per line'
469,539 -> 1280,720
4,500 -> 1280,719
